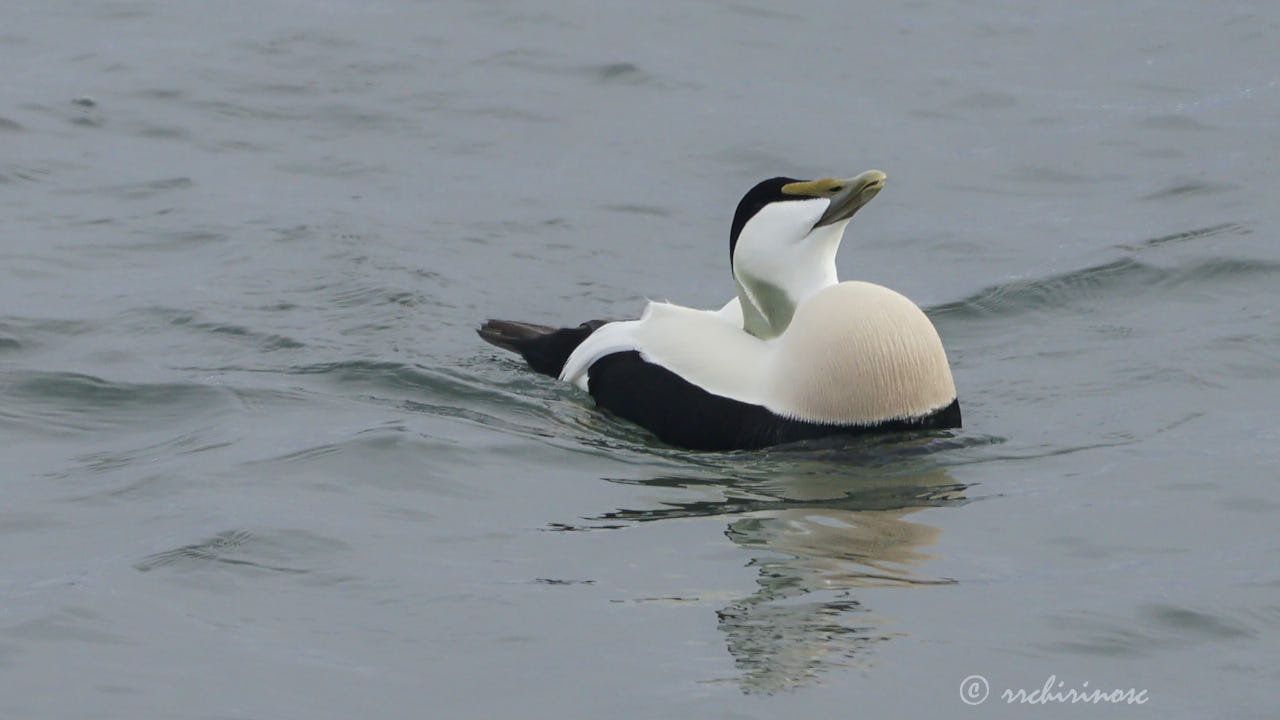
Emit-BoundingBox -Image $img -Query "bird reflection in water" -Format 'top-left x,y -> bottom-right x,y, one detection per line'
593,437 -> 970,693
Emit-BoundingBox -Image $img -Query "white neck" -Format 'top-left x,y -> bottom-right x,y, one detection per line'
734,216 -> 849,340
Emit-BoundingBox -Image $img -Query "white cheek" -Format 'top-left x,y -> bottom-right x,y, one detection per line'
733,199 -> 828,276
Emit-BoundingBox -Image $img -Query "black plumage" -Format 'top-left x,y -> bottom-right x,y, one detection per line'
477,319 -> 607,377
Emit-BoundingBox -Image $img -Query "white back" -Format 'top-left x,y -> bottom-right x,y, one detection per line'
711,296 -> 743,326
560,300 -> 769,400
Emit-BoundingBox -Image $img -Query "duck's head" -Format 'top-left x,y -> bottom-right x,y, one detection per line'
729,170 -> 886,339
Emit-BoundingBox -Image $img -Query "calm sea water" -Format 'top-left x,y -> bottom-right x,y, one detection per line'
3,1 -> 1278,717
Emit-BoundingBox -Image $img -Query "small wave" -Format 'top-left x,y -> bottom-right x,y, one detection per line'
0,370 -> 235,434
601,203 -> 671,217
56,176 -> 193,201
1045,602 -> 1258,657
92,229 -> 230,253
276,359 -> 578,435
1116,222 -> 1250,250
589,61 -> 650,84
144,307 -> 306,351
931,255 -> 1280,323
134,528 -> 348,576
176,320 -> 305,350
0,317 -> 96,352
325,285 -> 425,309
1141,179 -> 1239,201
282,360 -> 504,400
189,98 -> 308,122
136,529 -> 259,571
239,424 -> 483,498
50,429 -> 236,484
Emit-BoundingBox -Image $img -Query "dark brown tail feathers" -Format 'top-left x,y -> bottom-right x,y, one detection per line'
477,319 -> 608,377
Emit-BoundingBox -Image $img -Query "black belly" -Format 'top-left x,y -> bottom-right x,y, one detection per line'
586,350 -> 961,451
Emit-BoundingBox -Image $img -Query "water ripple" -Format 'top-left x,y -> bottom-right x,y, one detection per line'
0,370 -> 237,435
931,255 -> 1280,323
1045,603 -> 1258,657
135,528 -> 349,577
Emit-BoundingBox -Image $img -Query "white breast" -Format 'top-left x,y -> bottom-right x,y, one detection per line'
763,282 -> 957,424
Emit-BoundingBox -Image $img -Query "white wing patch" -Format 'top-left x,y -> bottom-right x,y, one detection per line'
560,300 -> 771,404
558,316 -> 644,391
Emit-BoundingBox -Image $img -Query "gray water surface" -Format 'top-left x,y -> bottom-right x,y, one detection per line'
3,1 -> 1279,718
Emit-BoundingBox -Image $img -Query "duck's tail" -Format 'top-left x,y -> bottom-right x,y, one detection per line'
477,319 -> 609,377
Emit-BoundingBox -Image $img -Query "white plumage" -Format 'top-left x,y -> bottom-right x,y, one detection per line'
562,281 -> 956,426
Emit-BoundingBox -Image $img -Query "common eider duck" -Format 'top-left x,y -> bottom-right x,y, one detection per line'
479,171 -> 960,450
